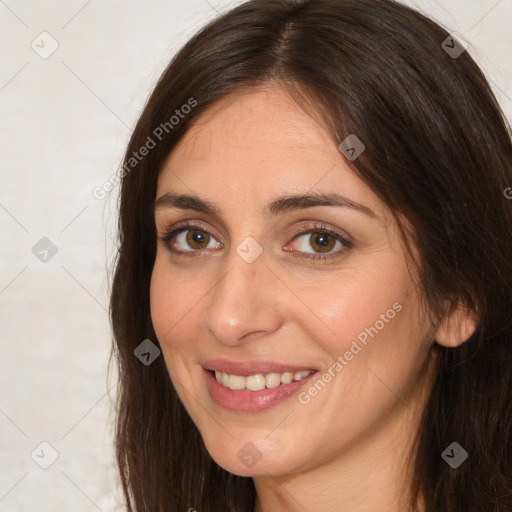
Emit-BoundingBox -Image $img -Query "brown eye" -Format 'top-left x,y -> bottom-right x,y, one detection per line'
163,226 -> 221,253
291,230 -> 346,256
308,232 -> 337,253
185,229 -> 211,250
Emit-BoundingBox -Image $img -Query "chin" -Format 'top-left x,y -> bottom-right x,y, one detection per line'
203,434 -> 302,478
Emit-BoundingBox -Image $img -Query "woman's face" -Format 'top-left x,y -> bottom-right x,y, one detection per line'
150,85 -> 437,478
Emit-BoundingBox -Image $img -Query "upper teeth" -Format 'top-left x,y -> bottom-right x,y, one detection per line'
215,370 -> 313,391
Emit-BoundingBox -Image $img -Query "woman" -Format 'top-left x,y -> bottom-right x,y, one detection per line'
109,0 -> 512,510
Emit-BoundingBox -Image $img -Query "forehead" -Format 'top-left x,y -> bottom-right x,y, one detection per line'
157,85 -> 386,222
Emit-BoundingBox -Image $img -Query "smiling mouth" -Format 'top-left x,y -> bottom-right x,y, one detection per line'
211,369 -> 315,391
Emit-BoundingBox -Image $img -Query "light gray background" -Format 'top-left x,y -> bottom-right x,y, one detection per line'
1,1 -> 511,511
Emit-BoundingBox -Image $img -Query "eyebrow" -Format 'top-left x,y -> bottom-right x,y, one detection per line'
153,192 -> 377,219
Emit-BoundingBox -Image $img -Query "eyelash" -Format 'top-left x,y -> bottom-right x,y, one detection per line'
158,220 -> 353,262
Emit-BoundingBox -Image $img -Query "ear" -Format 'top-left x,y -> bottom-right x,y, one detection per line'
435,299 -> 478,348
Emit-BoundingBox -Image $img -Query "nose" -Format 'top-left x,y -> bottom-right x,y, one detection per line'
203,243 -> 283,347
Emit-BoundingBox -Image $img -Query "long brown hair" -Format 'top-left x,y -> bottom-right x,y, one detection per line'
109,0 -> 512,510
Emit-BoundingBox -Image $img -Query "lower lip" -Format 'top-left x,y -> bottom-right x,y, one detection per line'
204,369 -> 317,412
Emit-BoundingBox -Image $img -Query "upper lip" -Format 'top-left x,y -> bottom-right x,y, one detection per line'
202,358 -> 317,376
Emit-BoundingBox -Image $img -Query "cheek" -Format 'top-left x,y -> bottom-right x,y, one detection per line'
149,259 -> 200,358
149,262 -> 172,344
293,257 -> 428,418
149,260 -> 208,407
297,262 -> 409,358
312,282 -> 428,420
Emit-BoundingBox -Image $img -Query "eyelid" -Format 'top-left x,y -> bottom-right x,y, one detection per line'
158,219 -> 222,242
288,221 -> 352,246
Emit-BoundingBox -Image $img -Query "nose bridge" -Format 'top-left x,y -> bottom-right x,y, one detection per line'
204,238 -> 281,346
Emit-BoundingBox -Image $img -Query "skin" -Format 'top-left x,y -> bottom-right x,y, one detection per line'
150,84 -> 476,512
